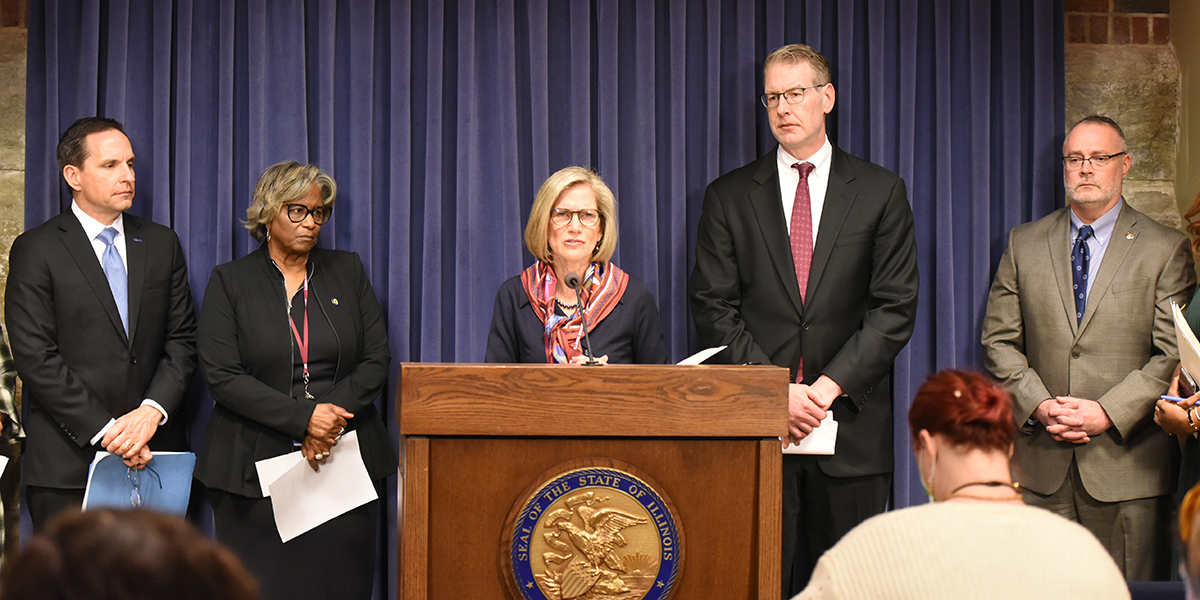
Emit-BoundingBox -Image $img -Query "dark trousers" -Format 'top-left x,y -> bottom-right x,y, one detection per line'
210,488 -> 379,600
781,454 -> 891,598
26,485 -> 84,532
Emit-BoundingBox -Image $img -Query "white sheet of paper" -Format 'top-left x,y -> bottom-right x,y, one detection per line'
677,345 -> 727,365
254,450 -> 306,498
265,431 -> 377,543
783,411 -> 838,455
1174,301 -> 1200,384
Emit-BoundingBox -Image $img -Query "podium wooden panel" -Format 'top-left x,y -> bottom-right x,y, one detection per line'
397,363 -> 788,600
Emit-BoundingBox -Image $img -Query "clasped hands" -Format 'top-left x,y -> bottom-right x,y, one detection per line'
1034,396 -> 1112,444
785,375 -> 842,447
1155,366 -> 1198,437
101,405 -> 162,469
302,403 -> 354,472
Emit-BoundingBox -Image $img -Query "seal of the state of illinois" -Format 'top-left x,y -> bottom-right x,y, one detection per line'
505,463 -> 683,600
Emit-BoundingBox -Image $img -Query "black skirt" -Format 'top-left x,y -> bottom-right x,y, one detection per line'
209,488 -> 379,600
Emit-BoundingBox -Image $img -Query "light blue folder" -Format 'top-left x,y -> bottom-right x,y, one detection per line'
82,451 -> 195,516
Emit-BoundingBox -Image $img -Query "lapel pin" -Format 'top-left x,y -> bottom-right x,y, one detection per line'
331,298 -> 339,306
133,238 -> 143,243
1125,232 -> 1134,240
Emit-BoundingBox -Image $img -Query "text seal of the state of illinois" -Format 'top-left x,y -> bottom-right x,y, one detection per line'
507,466 -> 682,600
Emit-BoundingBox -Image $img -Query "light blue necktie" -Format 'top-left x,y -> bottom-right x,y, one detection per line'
97,227 -> 129,334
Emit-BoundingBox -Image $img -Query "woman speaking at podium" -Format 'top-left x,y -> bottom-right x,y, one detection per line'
484,167 -> 668,365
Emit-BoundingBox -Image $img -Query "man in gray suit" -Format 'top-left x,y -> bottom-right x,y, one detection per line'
982,115 -> 1194,579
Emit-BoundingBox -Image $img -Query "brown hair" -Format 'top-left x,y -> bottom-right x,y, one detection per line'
1181,482 -> 1200,593
56,117 -> 125,173
0,509 -> 259,600
763,44 -> 831,86
908,370 -> 1014,453
1185,189 -> 1200,255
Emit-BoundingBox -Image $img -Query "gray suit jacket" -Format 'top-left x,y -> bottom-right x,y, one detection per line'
982,202 -> 1194,501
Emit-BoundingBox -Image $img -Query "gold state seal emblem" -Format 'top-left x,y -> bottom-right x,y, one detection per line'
507,465 -> 681,600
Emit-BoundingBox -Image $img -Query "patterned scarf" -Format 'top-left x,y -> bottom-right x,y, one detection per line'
520,260 -> 629,364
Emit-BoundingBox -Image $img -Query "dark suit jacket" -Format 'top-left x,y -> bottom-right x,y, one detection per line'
195,246 -> 397,497
690,147 -> 919,477
484,272 -> 670,364
5,211 -> 197,488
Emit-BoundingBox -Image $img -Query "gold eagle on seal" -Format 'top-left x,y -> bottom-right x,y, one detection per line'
533,491 -> 658,599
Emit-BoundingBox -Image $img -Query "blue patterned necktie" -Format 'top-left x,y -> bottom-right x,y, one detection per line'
97,227 -> 129,334
1071,225 -> 1094,325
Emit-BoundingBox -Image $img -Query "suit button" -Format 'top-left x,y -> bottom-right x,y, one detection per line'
1072,350 -> 1080,359
801,323 -> 810,331
129,356 -> 137,365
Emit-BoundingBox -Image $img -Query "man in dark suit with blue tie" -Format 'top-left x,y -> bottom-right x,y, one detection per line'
689,44 -> 919,596
5,117 -> 197,529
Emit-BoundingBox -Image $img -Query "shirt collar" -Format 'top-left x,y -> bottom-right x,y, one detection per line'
1070,197 -> 1122,247
71,200 -> 126,242
777,136 -> 833,173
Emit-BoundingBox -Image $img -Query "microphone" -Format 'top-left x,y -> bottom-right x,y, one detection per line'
564,272 -> 600,366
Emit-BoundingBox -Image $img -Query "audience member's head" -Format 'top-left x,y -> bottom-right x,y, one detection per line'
908,369 -> 1014,454
0,509 -> 259,600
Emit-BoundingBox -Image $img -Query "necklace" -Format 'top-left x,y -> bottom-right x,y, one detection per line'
555,298 -> 578,310
945,480 -> 1022,502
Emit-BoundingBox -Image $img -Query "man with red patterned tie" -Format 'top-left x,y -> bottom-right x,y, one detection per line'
689,43 -> 919,597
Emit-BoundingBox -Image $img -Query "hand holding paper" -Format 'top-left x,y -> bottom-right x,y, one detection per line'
254,430 -> 376,542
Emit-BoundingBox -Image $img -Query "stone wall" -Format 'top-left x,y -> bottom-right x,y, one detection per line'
0,20 -> 23,555
1175,1 -> 1200,219
0,26 -> 24,298
1065,0 -> 1179,229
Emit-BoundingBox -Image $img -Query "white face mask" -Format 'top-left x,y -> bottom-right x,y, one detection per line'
1183,563 -> 1198,600
918,444 -> 937,503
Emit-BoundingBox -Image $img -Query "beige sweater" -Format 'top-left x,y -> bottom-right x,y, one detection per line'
793,501 -> 1130,600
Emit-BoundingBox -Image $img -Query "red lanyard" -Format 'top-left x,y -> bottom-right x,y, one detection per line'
288,276 -> 313,399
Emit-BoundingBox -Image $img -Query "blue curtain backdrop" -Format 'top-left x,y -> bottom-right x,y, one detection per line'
25,0 -> 1063,596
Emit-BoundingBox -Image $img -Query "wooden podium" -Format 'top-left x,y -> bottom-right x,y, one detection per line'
396,363 -> 788,600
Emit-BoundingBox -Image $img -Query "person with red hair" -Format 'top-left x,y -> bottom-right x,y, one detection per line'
792,369 -> 1128,600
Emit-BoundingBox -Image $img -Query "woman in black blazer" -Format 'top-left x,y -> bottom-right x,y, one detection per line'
484,166 -> 668,364
195,162 -> 395,600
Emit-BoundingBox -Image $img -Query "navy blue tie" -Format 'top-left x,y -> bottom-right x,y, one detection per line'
1072,225 -> 1094,325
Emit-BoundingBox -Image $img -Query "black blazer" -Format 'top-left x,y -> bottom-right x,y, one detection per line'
195,245 -> 397,497
5,211 -> 197,488
484,272 -> 670,364
689,147 -> 919,477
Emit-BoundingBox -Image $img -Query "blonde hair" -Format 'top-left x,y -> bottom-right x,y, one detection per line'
244,161 -> 337,242
524,166 -> 618,264
763,43 -> 831,86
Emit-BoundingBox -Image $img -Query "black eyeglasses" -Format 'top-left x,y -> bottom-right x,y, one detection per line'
127,465 -> 162,508
551,208 -> 600,228
1062,152 -> 1126,171
285,203 -> 332,224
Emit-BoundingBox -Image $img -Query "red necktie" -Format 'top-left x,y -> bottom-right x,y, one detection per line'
791,162 -> 814,383
791,162 -> 815,300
